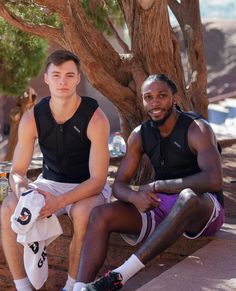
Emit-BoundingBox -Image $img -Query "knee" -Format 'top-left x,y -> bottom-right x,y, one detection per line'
1,194 -> 17,219
178,188 -> 199,208
1,194 -> 17,214
70,202 -> 112,231
88,204 -> 115,230
71,202 -> 88,220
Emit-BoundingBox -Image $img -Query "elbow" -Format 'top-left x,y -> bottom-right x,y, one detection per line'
112,180 -> 124,200
8,173 -> 14,190
112,180 -> 119,198
212,180 -> 222,192
210,174 -> 223,192
95,178 -> 108,194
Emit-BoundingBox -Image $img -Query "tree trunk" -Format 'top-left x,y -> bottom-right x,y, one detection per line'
114,1 -> 191,138
4,88 -> 37,161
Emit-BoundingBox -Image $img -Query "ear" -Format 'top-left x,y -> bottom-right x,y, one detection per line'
173,94 -> 179,105
44,73 -> 49,85
77,73 -> 81,85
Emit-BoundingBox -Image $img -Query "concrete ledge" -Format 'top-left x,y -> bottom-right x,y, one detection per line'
136,224 -> 236,291
137,240 -> 236,291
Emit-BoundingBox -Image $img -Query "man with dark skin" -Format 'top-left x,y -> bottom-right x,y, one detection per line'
73,74 -> 224,291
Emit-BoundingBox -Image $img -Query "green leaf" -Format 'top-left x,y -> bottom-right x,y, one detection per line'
0,17 -> 48,95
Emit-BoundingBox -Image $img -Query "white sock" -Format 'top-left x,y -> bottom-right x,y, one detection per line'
73,282 -> 86,291
112,254 -> 145,283
14,278 -> 32,291
62,274 -> 76,291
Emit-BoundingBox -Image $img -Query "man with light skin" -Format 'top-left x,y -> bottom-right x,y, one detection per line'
73,74 -> 224,291
1,50 -> 111,291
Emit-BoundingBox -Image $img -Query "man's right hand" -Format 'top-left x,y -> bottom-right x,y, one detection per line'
130,191 -> 161,212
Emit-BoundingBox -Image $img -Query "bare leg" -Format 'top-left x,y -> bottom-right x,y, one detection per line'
136,189 -> 215,264
68,194 -> 107,279
77,189 -> 216,290
76,201 -> 142,283
1,193 -> 26,279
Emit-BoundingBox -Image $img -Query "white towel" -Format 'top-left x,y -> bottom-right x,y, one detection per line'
11,190 -> 63,290
11,190 -> 45,234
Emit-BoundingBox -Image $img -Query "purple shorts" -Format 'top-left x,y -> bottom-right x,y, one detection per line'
121,192 -> 224,246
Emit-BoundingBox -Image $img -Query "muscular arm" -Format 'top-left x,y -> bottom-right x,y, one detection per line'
9,109 -> 37,197
113,127 -> 142,202
56,108 -> 110,207
151,120 -> 222,194
113,127 -> 160,212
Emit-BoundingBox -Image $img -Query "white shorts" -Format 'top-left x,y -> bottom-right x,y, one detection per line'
29,174 -> 111,217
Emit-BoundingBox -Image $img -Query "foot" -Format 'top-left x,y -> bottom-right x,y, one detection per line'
82,271 -> 123,291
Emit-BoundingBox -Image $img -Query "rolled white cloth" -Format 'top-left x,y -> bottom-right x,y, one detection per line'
11,190 -> 63,290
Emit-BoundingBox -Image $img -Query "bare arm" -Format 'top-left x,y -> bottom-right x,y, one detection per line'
113,127 -> 160,212
9,109 -> 37,197
143,120 -> 222,195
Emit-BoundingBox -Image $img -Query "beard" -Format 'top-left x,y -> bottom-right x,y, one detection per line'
152,103 -> 174,127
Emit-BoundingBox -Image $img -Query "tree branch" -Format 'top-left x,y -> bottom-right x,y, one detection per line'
0,2 -> 64,44
105,17 -> 130,53
167,0 -> 181,22
34,0 -> 62,11
94,0 -> 130,52
168,0 -> 208,116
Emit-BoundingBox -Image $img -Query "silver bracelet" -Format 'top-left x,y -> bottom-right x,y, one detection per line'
153,181 -> 156,192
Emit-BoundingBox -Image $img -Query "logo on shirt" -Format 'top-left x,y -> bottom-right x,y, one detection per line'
38,246 -> 47,268
29,241 -> 39,254
16,207 -> 32,225
173,141 -> 181,148
21,189 -> 33,196
73,125 -> 81,133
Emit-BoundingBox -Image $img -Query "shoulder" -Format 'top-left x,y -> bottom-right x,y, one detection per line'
18,107 -> 37,138
126,125 -> 143,153
20,107 -> 36,124
80,96 -> 100,124
81,96 -> 98,109
90,107 -> 109,126
128,125 -> 142,141
140,119 -> 152,130
188,118 -> 217,152
189,118 -> 215,138
34,96 -> 50,110
179,111 -> 215,141
140,119 -> 155,140
87,107 -> 110,139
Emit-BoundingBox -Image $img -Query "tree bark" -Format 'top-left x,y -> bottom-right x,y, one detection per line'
168,0 -> 208,118
4,88 -> 37,161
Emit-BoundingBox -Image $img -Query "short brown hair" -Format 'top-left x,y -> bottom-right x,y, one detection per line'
45,49 -> 80,72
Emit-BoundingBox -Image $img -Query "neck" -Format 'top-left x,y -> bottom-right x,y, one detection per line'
158,110 -> 179,137
49,95 -> 81,124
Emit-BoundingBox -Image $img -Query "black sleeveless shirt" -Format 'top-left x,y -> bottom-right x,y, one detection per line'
141,112 -> 224,206
34,96 -> 98,183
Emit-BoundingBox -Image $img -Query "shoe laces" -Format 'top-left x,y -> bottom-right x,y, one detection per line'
93,271 -> 123,290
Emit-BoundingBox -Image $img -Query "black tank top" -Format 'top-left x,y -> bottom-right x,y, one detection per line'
34,96 -> 98,183
141,112 -> 224,206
